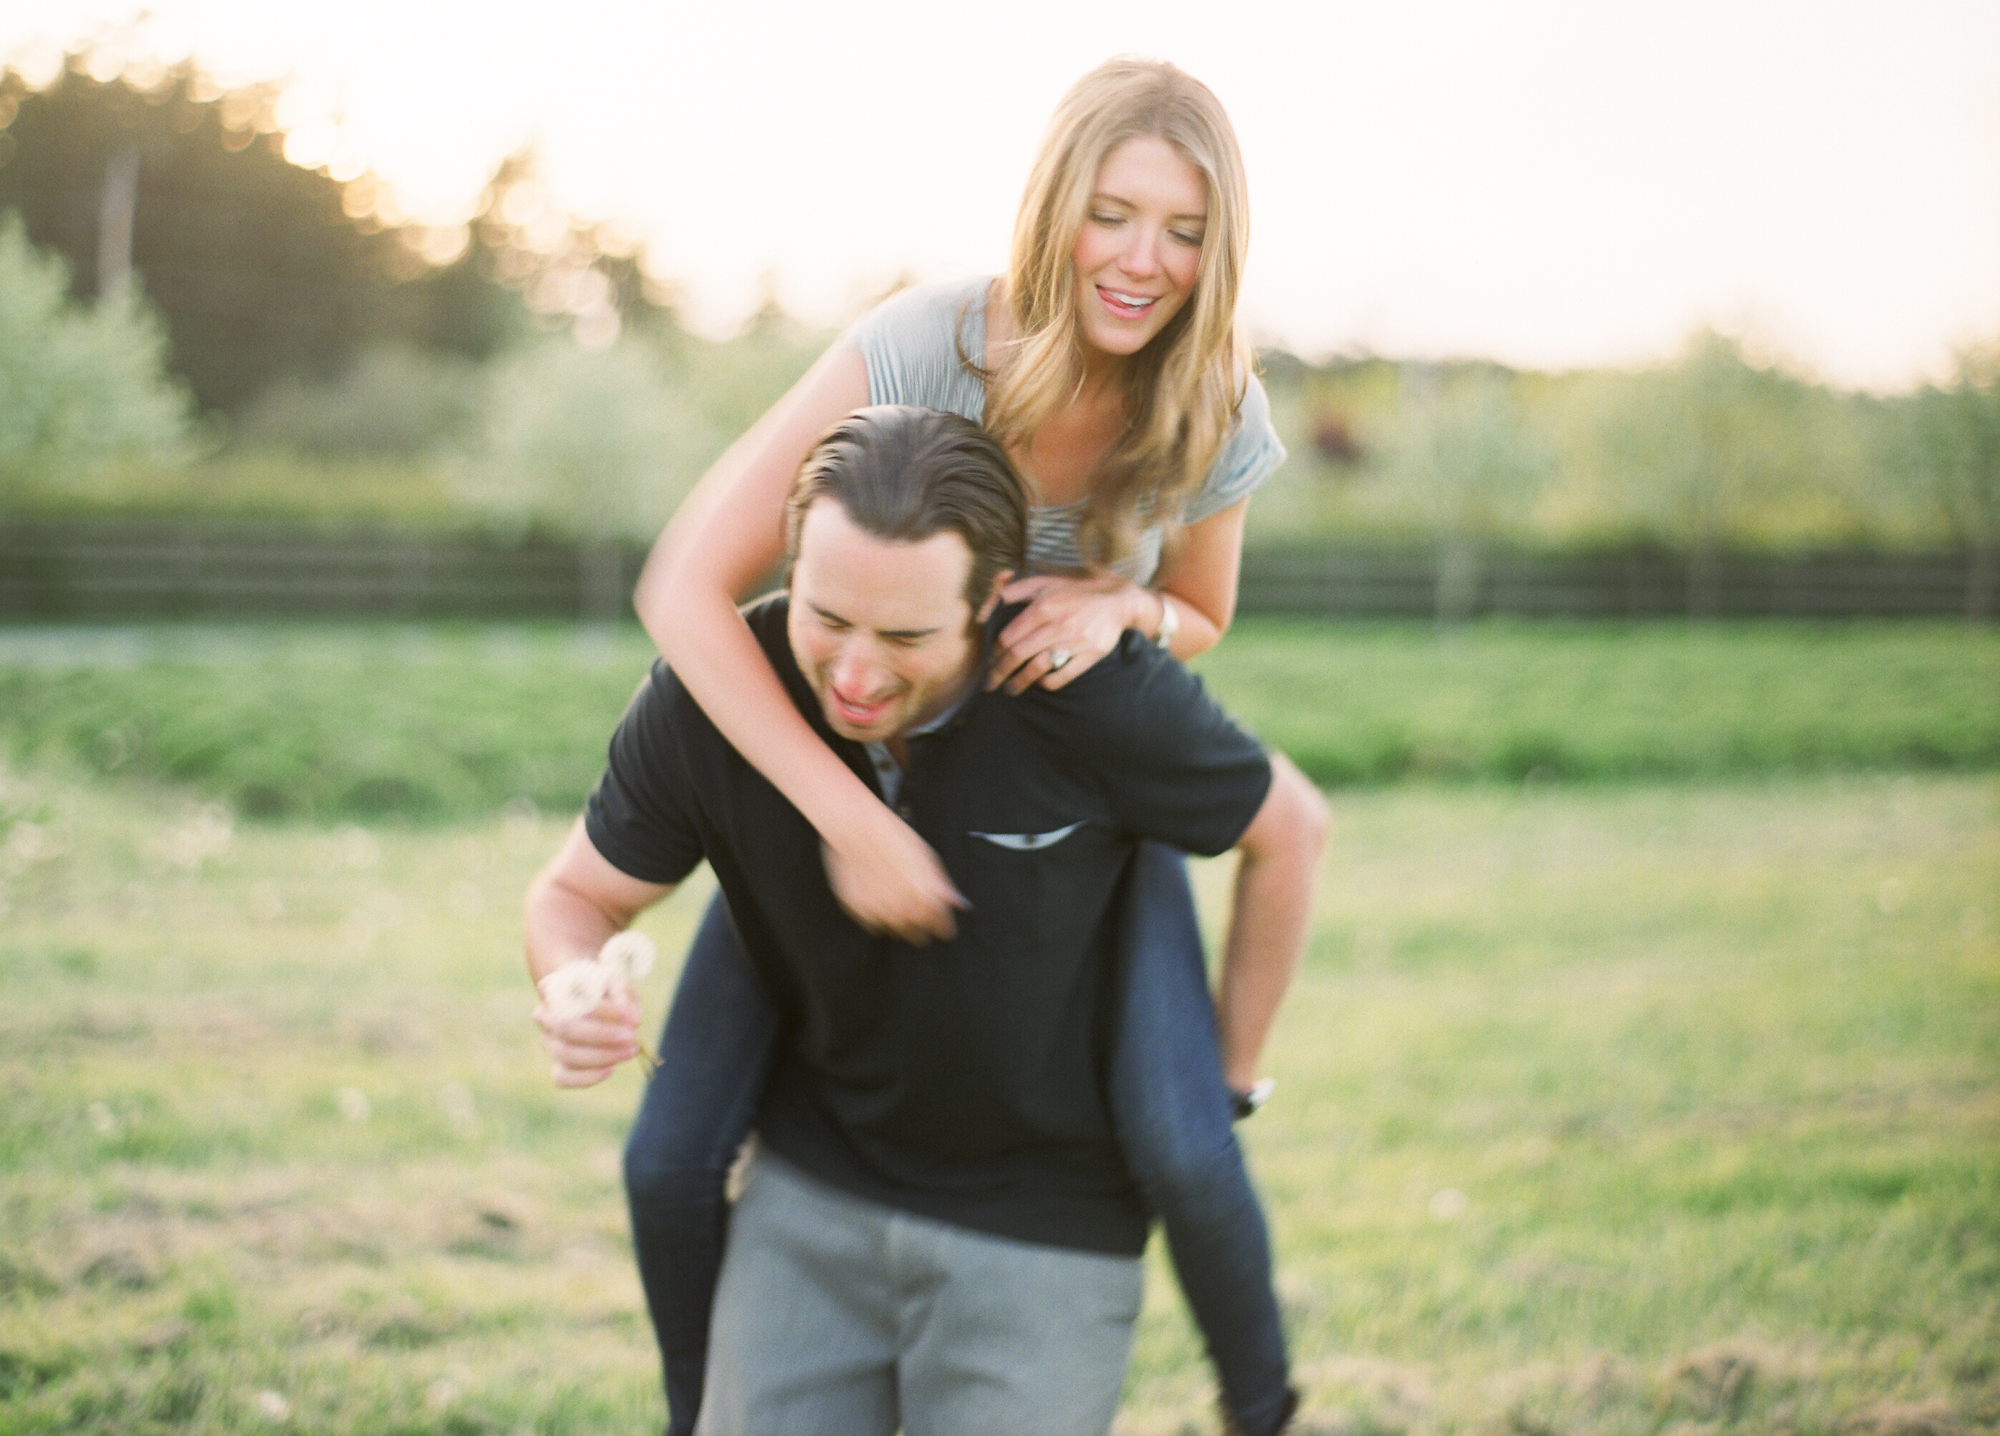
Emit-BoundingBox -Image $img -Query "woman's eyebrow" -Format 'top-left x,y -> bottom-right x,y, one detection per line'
1089,189 -> 1207,223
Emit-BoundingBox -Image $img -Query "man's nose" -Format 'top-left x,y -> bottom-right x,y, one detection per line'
831,642 -> 884,696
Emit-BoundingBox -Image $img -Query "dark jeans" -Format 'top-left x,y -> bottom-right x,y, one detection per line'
623,843 -> 1292,1436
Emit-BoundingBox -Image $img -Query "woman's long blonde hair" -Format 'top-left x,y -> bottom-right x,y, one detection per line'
983,57 -> 1252,566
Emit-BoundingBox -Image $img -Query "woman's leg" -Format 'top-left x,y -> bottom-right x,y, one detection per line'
623,891 -> 781,1436
1109,842 -> 1295,1436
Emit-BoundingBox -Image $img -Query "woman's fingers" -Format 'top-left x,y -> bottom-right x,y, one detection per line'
987,573 -> 1143,692
820,817 -> 966,944
998,574 -> 1056,605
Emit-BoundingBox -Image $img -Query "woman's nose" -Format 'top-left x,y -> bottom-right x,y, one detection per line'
1118,226 -> 1163,277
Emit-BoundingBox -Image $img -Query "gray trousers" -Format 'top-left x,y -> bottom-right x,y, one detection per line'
694,1152 -> 1143,1436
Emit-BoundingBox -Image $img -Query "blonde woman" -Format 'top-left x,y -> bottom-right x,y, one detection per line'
619,59 -> 1303,1436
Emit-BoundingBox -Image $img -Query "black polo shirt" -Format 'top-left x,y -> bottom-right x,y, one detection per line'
585,595 -> 1271,1256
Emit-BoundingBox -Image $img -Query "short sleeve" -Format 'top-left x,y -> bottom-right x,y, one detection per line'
583,664 -> 709,886
1046,635 -> 1273,857
837,278 -> 990,423
1180,373 -> 1286,526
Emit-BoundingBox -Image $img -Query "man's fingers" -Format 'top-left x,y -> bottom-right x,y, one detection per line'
549,1061 -> 615,1088
532,1000 -> 640,1091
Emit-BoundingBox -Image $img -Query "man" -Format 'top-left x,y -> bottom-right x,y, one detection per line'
524,405 -> 1326,1436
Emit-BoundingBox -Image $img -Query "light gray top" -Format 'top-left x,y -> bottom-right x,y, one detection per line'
841,277 -> 1285,583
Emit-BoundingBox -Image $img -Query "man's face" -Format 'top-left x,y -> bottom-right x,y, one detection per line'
787,498 -> 997,746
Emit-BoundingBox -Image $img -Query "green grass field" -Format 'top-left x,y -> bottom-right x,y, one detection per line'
2,747 -> 1994,1435
0,620 -> 1995,824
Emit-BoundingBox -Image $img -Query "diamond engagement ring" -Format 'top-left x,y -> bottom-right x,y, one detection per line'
1047,648 -> 1073,672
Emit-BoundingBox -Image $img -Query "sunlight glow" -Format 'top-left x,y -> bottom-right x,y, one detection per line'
3,0 -> 1996,387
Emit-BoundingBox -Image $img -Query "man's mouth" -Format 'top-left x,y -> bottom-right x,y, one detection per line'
1097,286 -> 1159,319
829,689 -> 894,728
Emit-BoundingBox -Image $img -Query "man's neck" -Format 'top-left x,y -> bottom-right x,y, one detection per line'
884,661 -> 982,767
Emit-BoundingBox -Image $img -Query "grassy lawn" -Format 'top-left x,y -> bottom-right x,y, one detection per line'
0,619 -> 1994,823
2,759 -> 1993,1435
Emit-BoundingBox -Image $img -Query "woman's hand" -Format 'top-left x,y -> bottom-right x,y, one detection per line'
986,573 -> 1153,694
821,801 -> 967,944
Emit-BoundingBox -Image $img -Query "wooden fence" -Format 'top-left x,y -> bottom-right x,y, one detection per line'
0,518 -> 1990,621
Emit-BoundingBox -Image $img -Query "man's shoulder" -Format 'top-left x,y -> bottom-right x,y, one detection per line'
741,590 -> 791,647
998,623 -> 1241,760
625,593 -> 787,735
651,593 -> 796,706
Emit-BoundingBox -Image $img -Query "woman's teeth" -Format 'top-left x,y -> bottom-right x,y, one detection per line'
1100,288 -> 1156,316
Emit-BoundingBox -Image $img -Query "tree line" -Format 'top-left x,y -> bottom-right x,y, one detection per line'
1,46 -> 1995,619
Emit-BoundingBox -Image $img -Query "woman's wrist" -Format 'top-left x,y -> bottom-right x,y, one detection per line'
795,755 -> 894,846
1151,591 -> 1179,650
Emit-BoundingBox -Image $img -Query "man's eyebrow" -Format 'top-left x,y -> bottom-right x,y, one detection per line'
806,600 -> 939,641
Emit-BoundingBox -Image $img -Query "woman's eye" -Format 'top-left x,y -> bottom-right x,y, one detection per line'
1089,211 -> 1124,227
1171,229 -> 1205,247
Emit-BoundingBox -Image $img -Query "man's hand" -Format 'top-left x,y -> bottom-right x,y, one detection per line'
821,803 -> 966,944
533,979 -> 642,1088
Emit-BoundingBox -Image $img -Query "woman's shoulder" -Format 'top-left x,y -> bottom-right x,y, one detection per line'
843,276 -> 993,352
1181,367 -> 1287,525
839,276 -> 995,418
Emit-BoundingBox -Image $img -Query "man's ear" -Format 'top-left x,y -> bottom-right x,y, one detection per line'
974,569 -> 1014,623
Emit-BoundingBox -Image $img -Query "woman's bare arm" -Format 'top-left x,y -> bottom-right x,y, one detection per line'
632,345 -> 965,942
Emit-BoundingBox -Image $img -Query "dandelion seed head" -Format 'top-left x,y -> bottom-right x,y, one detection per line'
335,1087 -> 371,1123
598,930 -> 656,985
539,960 -> 610,1021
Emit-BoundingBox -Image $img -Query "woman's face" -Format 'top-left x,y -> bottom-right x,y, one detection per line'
1069,134 -> 1208,363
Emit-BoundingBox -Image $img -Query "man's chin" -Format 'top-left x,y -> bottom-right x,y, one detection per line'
824,709 -> 894,744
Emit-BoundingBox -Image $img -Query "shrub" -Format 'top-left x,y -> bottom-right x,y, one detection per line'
0,214 -> 192,493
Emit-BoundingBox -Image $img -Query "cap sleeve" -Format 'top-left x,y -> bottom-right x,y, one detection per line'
837,278 -> 990,422
1180,372 -> 1286,526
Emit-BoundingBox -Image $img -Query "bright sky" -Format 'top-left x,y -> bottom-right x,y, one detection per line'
6,0 -> 1997,389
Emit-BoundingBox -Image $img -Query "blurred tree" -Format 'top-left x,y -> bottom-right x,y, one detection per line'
0,60 -> 408,411
1897,345 -> 2000,619
1390,364 -> 1552,622
1590,331 -> 1818,614
232,343 -> 487,458
0,213 -> 191,492
0,52 -> 671,418
457,335 -> 729,619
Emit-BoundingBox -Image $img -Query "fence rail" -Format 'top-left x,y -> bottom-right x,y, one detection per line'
0,518 -> 1990,621
1236,544 -> 1991,619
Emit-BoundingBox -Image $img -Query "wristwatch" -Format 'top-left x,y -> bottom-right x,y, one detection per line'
1154,593 -> 1179,651
1229,1078 -> 1275,1121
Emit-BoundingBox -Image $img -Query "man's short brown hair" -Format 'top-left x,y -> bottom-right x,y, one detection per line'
784,405 -> 1030,610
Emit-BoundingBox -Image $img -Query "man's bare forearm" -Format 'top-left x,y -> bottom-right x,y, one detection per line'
521,819 -> 672,986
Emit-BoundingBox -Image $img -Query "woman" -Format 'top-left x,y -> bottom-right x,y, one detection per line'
626,58 -> 1301,1436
